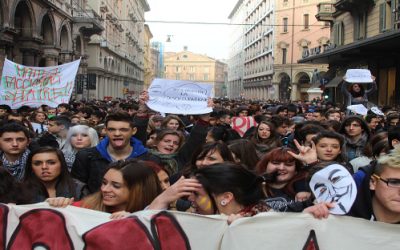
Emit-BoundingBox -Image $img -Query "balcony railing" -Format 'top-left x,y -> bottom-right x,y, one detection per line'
335,0 -> 374,12
316,2 -> 335,22
73,9 -> 104,34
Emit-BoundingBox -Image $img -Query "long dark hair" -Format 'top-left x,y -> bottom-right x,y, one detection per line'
228,139 -> 259,170
82,159 -> 162,213
349,83 -> 365,98
182,141 -> 235,177
0,168 -> 32,204
23,147 -> 76,201
194,163 -> 265,214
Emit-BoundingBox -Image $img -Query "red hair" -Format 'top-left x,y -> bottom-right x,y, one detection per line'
256,147 -> 300,175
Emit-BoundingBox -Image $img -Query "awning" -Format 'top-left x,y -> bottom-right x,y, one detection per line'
298,30 -> 400,64
325,76 -> 343,88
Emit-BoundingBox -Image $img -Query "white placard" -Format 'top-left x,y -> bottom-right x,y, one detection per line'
0,59 -> 80,108
309,164 -> 357,215
344,69 -> 373,83
347,104 -> 368,115
147,78 -> 213,115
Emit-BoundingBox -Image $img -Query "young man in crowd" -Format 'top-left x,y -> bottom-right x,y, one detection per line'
339,116 -> 371,161
351,149 -> 400,223
39,116 -> 71,149
0,123 -> 31,181
312,108 -> 325,122
325,109 -> 342,122
365,113 -> 380,135
71,112 -> 149,193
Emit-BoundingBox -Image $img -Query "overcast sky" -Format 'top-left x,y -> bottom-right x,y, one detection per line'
145,0 -> 238,60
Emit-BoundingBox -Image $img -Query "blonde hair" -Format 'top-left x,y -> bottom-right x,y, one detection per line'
376,147 -> 400,173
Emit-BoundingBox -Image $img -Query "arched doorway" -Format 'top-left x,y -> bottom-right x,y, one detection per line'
41,14 -> 54,45
13,1 -> 34,65
279,73 -> 291,102
296,72 -> 311,101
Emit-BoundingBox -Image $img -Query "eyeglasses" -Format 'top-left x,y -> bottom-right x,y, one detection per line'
373,174 -> 400,188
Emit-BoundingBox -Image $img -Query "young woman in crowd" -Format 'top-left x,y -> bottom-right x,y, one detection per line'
149,163 -> 333,221
161,115 -> 187,134
251,120 -> 281,158
228,139 -> 259,170
62,125 -> 100,171
47,159 -> 162,219
23,147 -> 88,202
341,78 -> 376,108
256,147 -> 310,202
148,129 -> 186,175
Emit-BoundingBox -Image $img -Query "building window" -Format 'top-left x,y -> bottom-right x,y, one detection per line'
303,14 -> 309,30
189,74 -> 195,81
175,74 -> 180,80
282,48 -> 287,64
189,66 -> 195,72
379,3 -> 391,32
333,21 -> 344,46
283,18 -> 288,32
203,74 -> 209,81
354,12 -> 367,40
176,66 -> 180,72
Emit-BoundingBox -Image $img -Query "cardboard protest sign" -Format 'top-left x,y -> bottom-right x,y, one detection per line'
0,58 -> 80,108
147,78 -> 213,115
309,164 -> 357,215
344,69 -> 373,83
2,203 -> 400,250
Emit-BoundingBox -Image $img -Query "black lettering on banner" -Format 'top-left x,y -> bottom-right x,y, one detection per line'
0,204 -> 9,250
151,211 -> 191,250
82,216 -> 156,250
7,209 -> 73,250
302,230 -> 319,250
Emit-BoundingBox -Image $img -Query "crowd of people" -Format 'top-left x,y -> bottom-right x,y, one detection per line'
1,85 -> 400,224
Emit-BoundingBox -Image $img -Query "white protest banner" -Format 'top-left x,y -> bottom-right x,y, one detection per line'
2,203 -> 400,250
147,78 -> 213,115
344,69 -> 373,83
0,58 -> 81,108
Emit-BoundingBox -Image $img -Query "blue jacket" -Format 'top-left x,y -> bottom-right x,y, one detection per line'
71,136 -> 149,193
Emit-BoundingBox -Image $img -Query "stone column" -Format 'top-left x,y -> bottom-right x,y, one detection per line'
22,50 -> 36,66
291,83 -> 298,101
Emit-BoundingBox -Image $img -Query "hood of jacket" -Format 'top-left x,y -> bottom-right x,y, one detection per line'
96,136 -> 148,162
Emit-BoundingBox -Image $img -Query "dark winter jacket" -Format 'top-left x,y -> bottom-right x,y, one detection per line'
71,136 -> 149,193
349,164 -> 374,220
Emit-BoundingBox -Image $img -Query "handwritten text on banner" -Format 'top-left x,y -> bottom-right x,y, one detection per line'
147,78 -> 213,115
0,58 -> 81,108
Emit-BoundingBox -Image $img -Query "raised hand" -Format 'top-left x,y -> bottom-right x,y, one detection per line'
148,176 -> 202,210
304,202 -> 335,219
287,139 -> 318,165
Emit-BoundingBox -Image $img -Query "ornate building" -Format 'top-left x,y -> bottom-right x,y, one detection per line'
163,47 -> 227,97
0,0 -> 150,101
227,0 -> 330,101
300,0 -> 400,106
85,0 -> 149,100
0,0 -> 99,70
